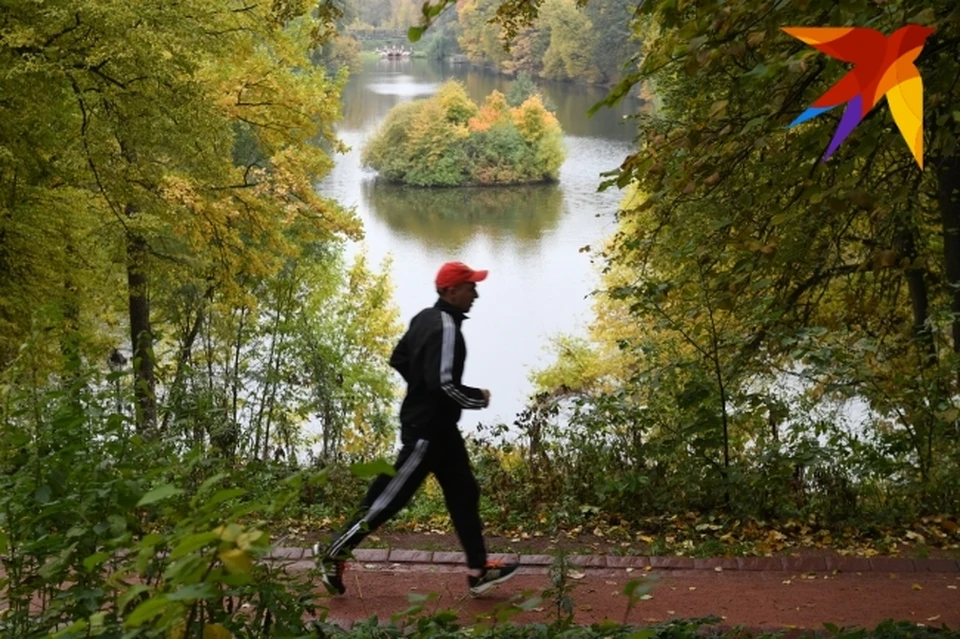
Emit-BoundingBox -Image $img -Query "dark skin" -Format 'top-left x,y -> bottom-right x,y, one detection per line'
439,281 -> 479,313
438,281 -> 490,406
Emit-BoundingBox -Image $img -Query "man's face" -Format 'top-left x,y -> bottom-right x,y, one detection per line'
446,282 -> 479,312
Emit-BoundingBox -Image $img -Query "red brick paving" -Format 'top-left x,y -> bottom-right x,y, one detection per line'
307,562 -> 960,632
281,545 -> 960,631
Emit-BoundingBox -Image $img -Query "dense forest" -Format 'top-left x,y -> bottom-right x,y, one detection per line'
1,0 -> 959,636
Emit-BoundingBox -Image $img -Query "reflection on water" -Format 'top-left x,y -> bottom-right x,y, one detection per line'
361,181 -> 564,251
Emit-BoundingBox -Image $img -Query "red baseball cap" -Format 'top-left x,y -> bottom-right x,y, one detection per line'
435,261 -> 488,289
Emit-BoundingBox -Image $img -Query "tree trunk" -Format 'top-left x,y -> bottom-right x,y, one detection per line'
61,242 -> 83,402
161,290 -> 209,433
937,153 -> 960,451
938,154 -> 960,373
896,222 -> 937,366
127,232 -> 157,434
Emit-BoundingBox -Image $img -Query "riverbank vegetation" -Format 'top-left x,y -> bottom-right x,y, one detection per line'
337,0 -> 648,98
361,80 -> 566,186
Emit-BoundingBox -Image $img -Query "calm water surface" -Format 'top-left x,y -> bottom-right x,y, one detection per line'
316,58 -> 639,429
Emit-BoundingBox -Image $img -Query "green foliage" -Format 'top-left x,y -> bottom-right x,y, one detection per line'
0,370 -> 322,637
361,80 -> 566,187
312,614 -> 956,639
412,0 -> 641,92
543,550 -> 579,628
506,71 -> 556,112
421,6 -> 464,60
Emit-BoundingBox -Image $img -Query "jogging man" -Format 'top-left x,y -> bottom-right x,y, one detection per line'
314,261 -> 519,597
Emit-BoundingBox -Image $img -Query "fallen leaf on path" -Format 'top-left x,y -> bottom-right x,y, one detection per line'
569,571 -> 586,580
948,585 -> 957,590
639,594 -> 653,600
912,583 -> 923,590
714,566 -> 723,572
688,586 -> 696,591
927,616 -> 940,622
626,567 -> 635,573
782,580 -> 792,585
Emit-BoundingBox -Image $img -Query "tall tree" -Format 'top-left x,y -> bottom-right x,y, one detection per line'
0,0 -> 360,434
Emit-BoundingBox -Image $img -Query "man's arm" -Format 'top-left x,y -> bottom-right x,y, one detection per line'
422,314 -> 487,409
389,333 -> 411,382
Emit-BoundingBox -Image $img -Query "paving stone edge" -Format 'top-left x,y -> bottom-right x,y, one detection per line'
268,546 -> 960,573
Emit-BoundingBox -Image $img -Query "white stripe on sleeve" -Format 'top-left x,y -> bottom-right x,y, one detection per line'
440,312 -> 485,408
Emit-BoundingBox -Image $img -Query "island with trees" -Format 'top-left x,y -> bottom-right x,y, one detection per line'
361,79 -> 566,187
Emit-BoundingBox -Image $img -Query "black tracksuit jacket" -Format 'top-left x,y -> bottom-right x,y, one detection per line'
388,299 -> 487,439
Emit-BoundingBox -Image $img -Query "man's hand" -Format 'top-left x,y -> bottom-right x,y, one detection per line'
481,389 -> 491,406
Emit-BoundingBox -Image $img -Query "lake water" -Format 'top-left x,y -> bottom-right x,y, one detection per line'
316,57 -> 640,430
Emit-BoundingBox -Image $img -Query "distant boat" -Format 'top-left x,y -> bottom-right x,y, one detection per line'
376,46 -> 411,59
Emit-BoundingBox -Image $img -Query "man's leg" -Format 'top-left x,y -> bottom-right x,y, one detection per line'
432,431 -> 517,595
319,473 -> 392,561
316,438 -> 432,594
432,432 -> 486,569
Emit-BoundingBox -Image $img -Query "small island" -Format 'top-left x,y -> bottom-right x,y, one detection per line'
361,79 -> 566,187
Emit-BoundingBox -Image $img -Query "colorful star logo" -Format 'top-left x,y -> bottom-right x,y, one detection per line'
782,25 -> 935,169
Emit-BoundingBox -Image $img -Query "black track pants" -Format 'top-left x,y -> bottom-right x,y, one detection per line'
321,430 -> 487,569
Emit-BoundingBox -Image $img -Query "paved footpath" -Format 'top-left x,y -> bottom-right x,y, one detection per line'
269,547 -> 960,632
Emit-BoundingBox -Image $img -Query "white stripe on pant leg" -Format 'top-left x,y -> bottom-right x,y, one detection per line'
326,521 -> 363,560
361,439 -> 429,526
327,439 -> 430,560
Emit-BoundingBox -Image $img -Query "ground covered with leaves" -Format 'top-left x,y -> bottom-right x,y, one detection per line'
281,511 -> 960,560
